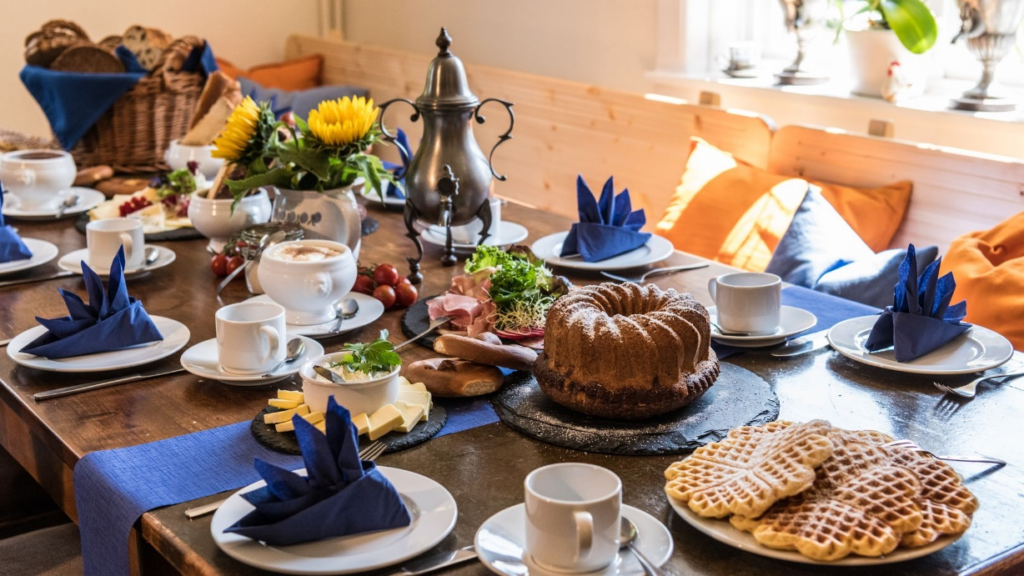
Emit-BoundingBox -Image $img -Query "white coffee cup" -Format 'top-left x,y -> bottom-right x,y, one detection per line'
708,272 -> 782,335
86,218 -> 145,272
215,302 -> 287,375
0,149 -> 76,210
449,197 -> 502,244
524,463 -> 622,573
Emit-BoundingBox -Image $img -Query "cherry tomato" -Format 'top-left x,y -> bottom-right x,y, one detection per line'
395,275 -> 412,288
395,282 -> 418,307
226,255 -> 245,275
373,285 -> 397,310
373,263 -> 401,287
211,254 -> 228,276
353,275 -> 376,295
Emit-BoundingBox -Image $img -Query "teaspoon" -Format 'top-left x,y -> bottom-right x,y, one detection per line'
620,517 -> 664,576
55,194 -> 80,219
260,338 -> 306,378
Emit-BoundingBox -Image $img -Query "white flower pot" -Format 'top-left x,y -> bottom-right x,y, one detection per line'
845,27 -> 927,98
187,189 -> 272,253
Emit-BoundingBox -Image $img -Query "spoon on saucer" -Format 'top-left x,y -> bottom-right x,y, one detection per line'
620,517 -> 664,576
55,194 -> 80,219
329,298 -> 359,333
260,338 -> 306,378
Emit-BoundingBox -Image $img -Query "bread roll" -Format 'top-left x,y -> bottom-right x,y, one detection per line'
122,25 -> 172,71
51,44 -> 125,74
24,20 -> 89,68
402,359 -> 504,397
74,165 -> 114,186
433,334 -> 536,371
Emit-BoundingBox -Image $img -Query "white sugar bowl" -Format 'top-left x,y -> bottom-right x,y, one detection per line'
258,240 -> 357,325
188,189 -> 272,253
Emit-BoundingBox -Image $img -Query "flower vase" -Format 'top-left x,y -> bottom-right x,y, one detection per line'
271,185 -> 362,260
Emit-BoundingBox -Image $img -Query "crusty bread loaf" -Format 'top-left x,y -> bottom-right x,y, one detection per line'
186,71 -> 238,130
157,35 -> 204,72
181,97 -> 237,146
24,20 -> 89,68
122,25 -> 172,71
97,35 -> 122,52
402,358 -> 504,397
74,165 -> 114,187
434,334 -> 536,371
51,43 -> 125,74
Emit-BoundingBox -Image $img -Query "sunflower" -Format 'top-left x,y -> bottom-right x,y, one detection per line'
212,96 -> 276,166
306,96 -> 379,150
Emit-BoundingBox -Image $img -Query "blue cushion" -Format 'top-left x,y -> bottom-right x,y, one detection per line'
766,187 -> 938,308
237,77 -> 369,119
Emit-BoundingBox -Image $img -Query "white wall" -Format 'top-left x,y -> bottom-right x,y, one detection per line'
1,0 -> 322,136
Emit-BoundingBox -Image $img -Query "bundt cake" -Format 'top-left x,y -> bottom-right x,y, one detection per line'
534,282 -> 719,419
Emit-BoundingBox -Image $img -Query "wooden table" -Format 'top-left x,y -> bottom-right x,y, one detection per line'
1,200 -> 1022,575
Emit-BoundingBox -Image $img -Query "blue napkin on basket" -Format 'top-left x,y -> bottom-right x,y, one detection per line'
560,175 -> 651,262
224,397 -> 411,546
380,128 -> 412,199
865,244 -> 969,362
0,189 -> 33,263
20,247 -> 163,359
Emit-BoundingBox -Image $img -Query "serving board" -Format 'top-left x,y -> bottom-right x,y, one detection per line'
251,405 -> 447,456
492,362 -> 778,455
401,296 -> 541,351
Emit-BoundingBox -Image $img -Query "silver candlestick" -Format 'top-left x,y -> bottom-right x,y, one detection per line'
952,0 -> 1024,111
776,0 -> 830,85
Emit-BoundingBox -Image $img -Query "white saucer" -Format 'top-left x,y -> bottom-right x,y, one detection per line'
246,292 -> 385,338
475,504 -> 673,576
2,187 -> 105,220
828,315 -> 1014,375
360,183 -> 406,207
708,306 -> 817,348
211,466 -> 458,575
6,316 -> 190,373
530,232 -> 675,271
422,221 -> 530,251
179,335 -> 323,386
668,495 -> 960,566
0,238 -> 59,277
58,245 -> 176,276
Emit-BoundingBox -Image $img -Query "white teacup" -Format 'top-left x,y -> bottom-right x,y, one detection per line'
258,240 -> 357,325
708,272 -> 782,335
215,302 -> 287,375
86,218 -> 145,272
449,197 -> 501,244
524,463 -> 622,573
0,149 -> 76,210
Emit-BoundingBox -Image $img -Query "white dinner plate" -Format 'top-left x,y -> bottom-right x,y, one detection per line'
211,466 -> 458,575
827,315 -> 1014,375
6,316 -> 190,373
2,187 -> 105,220
57,246 -> 176,276
667,495 -> 960,566
246,292 -> 385,338
709,306 -> 818,348
179,335 -> 323,386
0,238 -> 59,276
360,183 -> 406,207
530,232 -> 675,271
475,503 -> 673,576
421,221 -> 529,251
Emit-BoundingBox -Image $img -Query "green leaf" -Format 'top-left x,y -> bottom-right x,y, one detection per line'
225,167 -> 293,212
879,0 -> 937,54
332,330 -> 400,374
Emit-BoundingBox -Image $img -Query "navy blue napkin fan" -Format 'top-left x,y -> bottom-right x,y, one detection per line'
0,188 -> 33,263
560,175 -> 651,262
866,244 -> 969,362
20,247 -> 163,359
381,129 -> 412,199
224,397 -> 411,546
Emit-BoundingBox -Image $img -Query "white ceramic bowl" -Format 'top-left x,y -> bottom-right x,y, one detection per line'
258,240 -> 357,325
164,140 -> 225,180
300,354 -> 400,414
0,149 -> 76,210
187,189 -> 272,252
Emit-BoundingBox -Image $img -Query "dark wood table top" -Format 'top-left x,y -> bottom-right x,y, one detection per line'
1,199 -> 1022,576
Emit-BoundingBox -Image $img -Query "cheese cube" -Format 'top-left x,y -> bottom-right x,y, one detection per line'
398,376 -> 412,387
303,411 -> 325,425
367,404 -> 404,441
277,390 -> 304,402
406,382 -> 427,392
275,420 -> 296,433
399,390 -> 431,421
275,410 -> 323,432
263,404 -> 310,424
268,398 -> 301,409
394,401 -> 424,433
352,413 -> 370,436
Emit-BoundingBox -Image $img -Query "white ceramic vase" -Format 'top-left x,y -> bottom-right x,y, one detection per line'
272,185 -> 362,261
187,189 -> 272,253
845,27 -> 927,98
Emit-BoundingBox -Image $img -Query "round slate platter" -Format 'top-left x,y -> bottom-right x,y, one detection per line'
76,215 -> 379,242
251,404 -> 447,456
400,296 -> 442,350
492,363 -> 779,455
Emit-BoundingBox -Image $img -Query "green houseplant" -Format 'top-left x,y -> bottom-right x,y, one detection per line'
840,0 -> 939,97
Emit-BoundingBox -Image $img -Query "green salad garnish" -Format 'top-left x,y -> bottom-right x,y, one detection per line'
155,168 -> 198,198
465,246 -> 568,332
332,330 -> 401,374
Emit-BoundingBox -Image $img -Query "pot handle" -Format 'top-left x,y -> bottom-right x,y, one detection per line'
377,98 -> 421,143
473,98 -> 515,182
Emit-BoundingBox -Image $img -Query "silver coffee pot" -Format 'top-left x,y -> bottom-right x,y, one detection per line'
379,28 -> 514,280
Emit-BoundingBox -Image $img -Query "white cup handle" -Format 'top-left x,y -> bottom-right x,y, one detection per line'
259,325 -> 281,365
573,511 -> 594,563
707,278 -> 718,303
15,168 -> 35,187
119,232 -> 135,264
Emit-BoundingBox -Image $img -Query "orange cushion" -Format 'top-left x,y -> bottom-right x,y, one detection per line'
941,211 -> 1024,349
215,54 -> 323,91
816,180 -> 912,253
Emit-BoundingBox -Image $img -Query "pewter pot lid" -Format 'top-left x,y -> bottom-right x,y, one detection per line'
416,28 -> 479,110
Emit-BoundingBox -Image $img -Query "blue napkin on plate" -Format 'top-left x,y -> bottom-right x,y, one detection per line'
380,128 -> 412,199
224,397 -> 411,546
20,247 -> 163,359
560,175 -> 651,262
865,244 -> 969,362
0,189 -> 33,263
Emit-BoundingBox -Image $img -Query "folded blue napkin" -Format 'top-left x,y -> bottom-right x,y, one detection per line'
560,175 -> 650,262
0,189 -> 33,263
224,397 -> 411,546
21,42 -> 218,150
865,244 -> 969,362
380,128 -> 412,199
20,247 -> 163,359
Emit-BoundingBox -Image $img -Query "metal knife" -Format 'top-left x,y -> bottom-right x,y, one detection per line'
770,329 -> 831,358
0,271 -> 75,289
389,546 -> 478,576
216,261 -> 248,295
34,368 -> 187,401
394,316 -> 451,351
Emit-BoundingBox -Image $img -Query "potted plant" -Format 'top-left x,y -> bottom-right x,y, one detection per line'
840,0 -> 938,98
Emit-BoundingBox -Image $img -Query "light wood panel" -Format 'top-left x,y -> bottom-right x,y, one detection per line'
285,35 -> 775,225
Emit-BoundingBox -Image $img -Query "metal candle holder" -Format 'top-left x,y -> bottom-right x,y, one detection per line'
775,0 -> 830,86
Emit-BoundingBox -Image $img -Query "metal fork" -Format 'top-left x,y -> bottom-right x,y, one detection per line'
933,367 -> 1024,399
884,439 -> 1006,467
600,263 -> 709,284
184,440 -> 388,519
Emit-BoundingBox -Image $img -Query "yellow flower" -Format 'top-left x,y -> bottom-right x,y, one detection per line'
212,96 -> 261,162
307,96 -> 378,148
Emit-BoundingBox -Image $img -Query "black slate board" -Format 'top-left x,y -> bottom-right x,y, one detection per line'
360,216 -> 380,237
400,296 -> 442,350
492,363 -> 778,455
251,404 -> 447,456
75,214 -> 379,242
